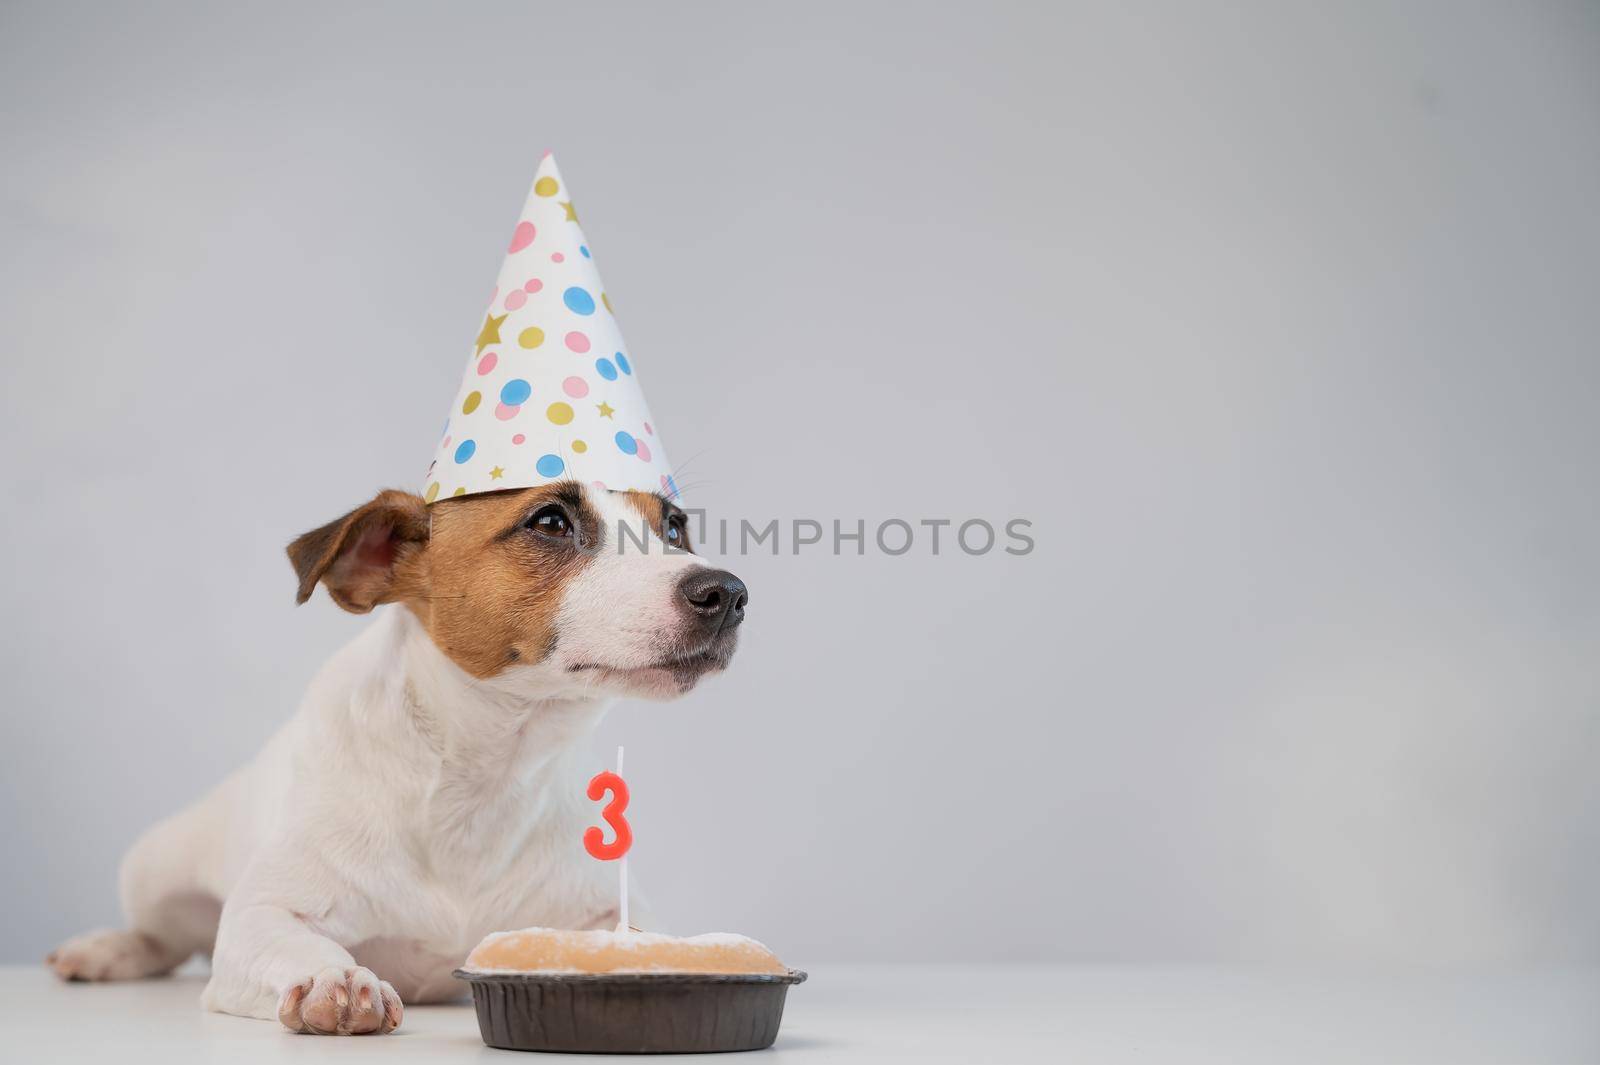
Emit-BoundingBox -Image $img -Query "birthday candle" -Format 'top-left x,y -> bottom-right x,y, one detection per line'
584,746 -> 632,932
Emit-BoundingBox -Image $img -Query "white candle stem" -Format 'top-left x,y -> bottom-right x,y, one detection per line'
616,745 -> 629,933
619,855 -> 630,933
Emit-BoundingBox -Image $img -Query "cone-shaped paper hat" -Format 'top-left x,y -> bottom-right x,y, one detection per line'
423,154 -> 676,503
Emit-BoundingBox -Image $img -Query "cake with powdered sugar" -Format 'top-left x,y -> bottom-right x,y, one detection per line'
463,926 -> 788,976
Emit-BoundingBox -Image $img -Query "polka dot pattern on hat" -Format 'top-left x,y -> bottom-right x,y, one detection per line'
423,154 -> 674,502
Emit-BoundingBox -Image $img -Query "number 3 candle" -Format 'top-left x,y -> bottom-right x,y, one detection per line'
584,746 -> 633,932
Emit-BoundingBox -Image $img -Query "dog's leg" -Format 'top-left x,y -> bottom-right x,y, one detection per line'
204,899 -> 402,1034
48,793 -> 225,982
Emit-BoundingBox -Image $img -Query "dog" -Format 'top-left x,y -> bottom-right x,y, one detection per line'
47,482 -> 745,1035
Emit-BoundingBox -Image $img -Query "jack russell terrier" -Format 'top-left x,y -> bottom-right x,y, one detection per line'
47,482 -> 746,1035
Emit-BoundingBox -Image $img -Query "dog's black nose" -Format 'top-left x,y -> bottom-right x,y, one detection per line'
678,568 -> 747,633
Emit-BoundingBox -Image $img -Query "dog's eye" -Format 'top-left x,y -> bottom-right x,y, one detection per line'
665,514 -> 687,546
528,505 -> 573,539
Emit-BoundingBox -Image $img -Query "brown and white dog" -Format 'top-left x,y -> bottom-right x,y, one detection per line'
46,483 -> 745,1035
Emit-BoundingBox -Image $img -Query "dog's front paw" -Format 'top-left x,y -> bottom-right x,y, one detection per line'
277,966 -> 402,1035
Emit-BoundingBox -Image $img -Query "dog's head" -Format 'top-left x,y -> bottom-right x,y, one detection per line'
287,483 -> 744,699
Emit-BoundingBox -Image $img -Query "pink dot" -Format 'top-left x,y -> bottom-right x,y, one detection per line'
565,331 -> 590,353
442,435 -> 451,451
551,252 -> 565,263
511,433 -> 526,445
508,221 -> 536,253
504,289 -> 527,311
488,286 -> 498,307
643,422 -> 653,435
592,480 -> 607,491
635,440 -> 652,462
477,352 -> 497,375
562,376 -> 589,398
523,278 -> 543,293
495,402 -> 521,421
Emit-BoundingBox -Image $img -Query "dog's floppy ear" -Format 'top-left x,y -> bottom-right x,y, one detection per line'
287,490 -> 430,613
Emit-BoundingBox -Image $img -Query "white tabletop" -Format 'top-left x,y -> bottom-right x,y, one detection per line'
3,963 -> 1595,1063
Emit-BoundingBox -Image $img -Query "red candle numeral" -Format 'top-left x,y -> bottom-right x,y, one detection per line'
583,770 -> 632,861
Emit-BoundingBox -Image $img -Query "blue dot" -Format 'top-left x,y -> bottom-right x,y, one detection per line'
663,474 -> 680,499
563,286 -> 595,315
579,245 -> 591,259
535,454 -> 565,478
453,439 -> 476,464
595,358 -> 618,381
499,378 -> 532,406
614,431 -> 638,456
615,352 -> 632,375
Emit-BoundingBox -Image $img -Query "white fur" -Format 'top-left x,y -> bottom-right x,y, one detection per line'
49,489 -> 721,1032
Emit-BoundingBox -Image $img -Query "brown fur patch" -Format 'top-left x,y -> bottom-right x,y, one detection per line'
400,484 -> 601,677
289,483 -> 600,679
615,490 -> 692,554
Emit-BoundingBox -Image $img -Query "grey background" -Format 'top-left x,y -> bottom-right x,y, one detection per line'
2,1 -> 1597,965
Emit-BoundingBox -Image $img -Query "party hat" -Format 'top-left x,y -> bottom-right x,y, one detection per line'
423,154 -> 678,503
